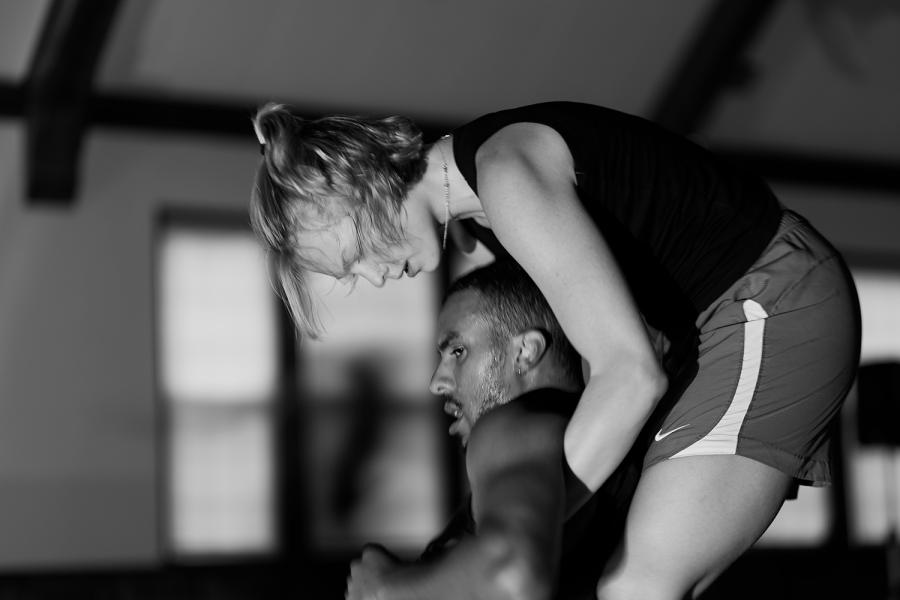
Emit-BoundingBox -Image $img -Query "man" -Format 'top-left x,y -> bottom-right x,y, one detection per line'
346,261 -> 642,600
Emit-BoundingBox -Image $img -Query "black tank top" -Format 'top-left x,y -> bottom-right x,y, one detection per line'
451,101 -> 782,345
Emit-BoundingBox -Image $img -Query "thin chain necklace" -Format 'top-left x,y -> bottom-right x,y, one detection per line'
436,134 -> 451,250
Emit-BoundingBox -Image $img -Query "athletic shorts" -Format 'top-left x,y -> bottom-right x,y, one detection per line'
644,210 -> 861,486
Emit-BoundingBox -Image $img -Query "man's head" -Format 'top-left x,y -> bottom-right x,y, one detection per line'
429,261 -> 583,446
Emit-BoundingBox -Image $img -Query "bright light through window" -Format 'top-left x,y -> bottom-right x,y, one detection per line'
301,271 -> 438,400
159,229 -> 277,404
299,267 -> 447,552
169,407 -> 275,555
846,269 -> 900,545
757,486 -> 831,546
157,221 -> 278,558
856,271 -> 900,364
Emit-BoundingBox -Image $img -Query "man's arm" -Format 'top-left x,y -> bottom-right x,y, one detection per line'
419,494 -> 475,562
346,398 -> 568,600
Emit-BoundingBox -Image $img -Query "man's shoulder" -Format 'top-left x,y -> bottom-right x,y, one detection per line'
466,387 -> 579,471
511,387 -> 580,419
474,388 -> 579,436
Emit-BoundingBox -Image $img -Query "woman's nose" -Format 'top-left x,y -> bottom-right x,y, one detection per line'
350,261 -> 386,287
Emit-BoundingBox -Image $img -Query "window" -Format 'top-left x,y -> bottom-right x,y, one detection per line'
299,271 -> 448,554
155,212 -> 279,559
844,270 -> 900,545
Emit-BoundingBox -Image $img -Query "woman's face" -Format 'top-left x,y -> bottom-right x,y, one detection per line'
295,206 -> 442,287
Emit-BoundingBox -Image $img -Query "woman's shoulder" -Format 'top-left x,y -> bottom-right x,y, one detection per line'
473,121 -> 575,194
477,120 -> 568,160
453,101 -> 600,193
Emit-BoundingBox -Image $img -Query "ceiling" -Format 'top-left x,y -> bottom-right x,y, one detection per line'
0,0 -> 898,200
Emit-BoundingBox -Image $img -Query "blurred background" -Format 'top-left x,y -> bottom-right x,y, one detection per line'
0,0 -> 899,598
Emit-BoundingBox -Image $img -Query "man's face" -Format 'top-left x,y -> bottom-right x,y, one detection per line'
429,290 -> 511,447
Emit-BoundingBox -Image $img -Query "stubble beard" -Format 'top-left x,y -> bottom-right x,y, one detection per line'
475,347 -> 510,420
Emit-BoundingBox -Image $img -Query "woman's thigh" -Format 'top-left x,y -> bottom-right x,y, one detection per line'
596,454 -> 791,600
596,212 -> 861,599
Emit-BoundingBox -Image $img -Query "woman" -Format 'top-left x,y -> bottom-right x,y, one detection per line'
250,101 -> 860,599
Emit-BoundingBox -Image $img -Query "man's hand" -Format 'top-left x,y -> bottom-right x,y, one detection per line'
346,544 -> 400,600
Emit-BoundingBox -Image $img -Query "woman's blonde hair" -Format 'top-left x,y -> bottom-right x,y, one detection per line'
250,103 -> 428,337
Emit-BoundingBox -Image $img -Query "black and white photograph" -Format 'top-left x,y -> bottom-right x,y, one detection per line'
1,1 -> 899,598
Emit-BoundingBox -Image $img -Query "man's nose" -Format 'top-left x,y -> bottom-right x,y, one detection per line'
429,363 -> 452,396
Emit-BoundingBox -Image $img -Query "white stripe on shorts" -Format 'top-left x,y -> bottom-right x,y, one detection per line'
671,299 -> 768,458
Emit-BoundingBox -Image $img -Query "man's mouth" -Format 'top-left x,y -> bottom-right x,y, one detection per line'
443,400 -> 464,435
443,400 -> 462,418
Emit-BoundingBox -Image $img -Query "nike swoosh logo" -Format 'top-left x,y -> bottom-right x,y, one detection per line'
655,424 -> 690,442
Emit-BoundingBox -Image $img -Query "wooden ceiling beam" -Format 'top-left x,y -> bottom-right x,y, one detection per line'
79,93 -> 900,195
2,85 -> 897,194
87,91 -> 451,142
716,146 -> 900,195
651,0 -> 780,136
24,0 -> 121,203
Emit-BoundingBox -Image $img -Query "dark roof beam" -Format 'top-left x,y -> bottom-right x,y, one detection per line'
24,0 -> 120,203
652,0 -> 780,136
3,86 -> 898,195
716,146 -> 900,195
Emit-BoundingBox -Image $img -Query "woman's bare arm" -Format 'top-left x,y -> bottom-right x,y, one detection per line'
475,123 -> 668,493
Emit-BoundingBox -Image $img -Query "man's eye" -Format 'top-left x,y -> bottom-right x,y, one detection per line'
451,347 -> 465,358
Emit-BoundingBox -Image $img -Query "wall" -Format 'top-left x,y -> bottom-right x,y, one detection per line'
0,119 -> 258,569
776,184 -> 900,263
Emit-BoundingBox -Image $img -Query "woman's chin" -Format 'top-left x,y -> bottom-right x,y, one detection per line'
423,251 -> 443,273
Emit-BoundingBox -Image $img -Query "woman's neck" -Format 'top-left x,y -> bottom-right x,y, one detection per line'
422,135 -> 484,224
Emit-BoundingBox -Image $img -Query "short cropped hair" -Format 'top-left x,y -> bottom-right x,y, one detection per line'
445,261 -> 583,387
250,102 -> 428,337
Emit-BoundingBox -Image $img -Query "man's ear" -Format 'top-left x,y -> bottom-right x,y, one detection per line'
514,329 -> 549,374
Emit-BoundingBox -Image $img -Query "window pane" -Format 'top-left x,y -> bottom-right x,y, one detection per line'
845,269 -> 900,545
300,272 -> 438,401
158,228 -> 277,404
298,269 -> 447,552
757,486 -> 831,547
157,221 -> 279,558
169,406 -> 275,555
306,405 -> 446,553
856,271 -> 900,364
